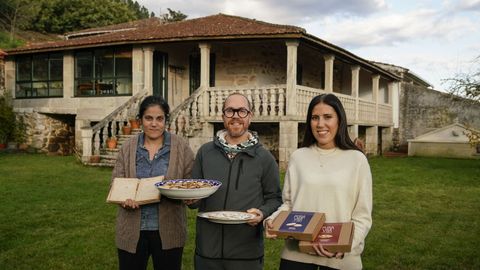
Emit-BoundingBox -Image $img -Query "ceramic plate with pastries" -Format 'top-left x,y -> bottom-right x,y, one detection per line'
155,179 -> 221,199
197,211 -> 256,224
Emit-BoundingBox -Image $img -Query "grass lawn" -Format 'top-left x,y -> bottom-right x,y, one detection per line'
0,153 -> 479,269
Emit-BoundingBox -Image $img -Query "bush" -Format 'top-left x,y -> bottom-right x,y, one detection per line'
0,94 -> 16,143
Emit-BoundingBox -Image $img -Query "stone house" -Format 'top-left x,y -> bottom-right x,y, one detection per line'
3,14 -> 402,169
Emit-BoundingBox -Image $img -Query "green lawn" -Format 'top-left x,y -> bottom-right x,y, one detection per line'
0,153 -> 479,269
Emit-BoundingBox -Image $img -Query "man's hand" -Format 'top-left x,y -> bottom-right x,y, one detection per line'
246,208 -> 263,226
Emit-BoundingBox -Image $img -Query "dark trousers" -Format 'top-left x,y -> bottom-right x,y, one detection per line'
118,231 -> 183,270
279,258 -> 338,270
194,254 -> 263,270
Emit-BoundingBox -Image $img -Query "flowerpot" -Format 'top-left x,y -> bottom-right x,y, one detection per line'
122,125 -> 132,135
18,143 -> 28,150
129,119 -> 140,129
106,138 -> 117,149
90,155 -> 101,163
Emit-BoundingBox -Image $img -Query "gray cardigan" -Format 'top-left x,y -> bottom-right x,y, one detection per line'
111,133 -> 194,253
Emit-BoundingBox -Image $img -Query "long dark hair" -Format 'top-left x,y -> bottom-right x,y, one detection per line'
138,95 -> 170,122
301,94 -> 362,152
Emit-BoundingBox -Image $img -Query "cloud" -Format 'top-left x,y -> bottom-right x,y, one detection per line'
139,0 -> 387,25
450,0 -> 480,12
312,8 -> 477,49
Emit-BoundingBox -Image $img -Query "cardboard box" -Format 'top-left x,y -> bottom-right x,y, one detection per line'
298,222 -> 354,254
270,211 -> 325,241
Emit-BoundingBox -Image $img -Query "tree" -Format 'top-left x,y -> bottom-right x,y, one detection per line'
160,8 -> 187,22
443,56 -> 480,148
443,56 -> 480,103
0,0 -> 41,40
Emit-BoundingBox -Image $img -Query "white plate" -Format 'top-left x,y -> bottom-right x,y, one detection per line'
197,211 -> 256,224
155,179 -> 221,200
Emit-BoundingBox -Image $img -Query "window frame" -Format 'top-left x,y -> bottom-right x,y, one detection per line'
74,46 -> 132,97
15,53 -> 64,99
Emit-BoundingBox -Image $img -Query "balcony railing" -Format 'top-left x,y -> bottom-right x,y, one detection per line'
168,84 -> 392,134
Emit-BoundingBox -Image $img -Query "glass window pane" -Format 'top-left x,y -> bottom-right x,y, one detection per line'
33,55 -> 48,81
50,58 -> 63,80
115,49 -> 132,77
15,83 -> 30,97
49,81 -> 63,96
76,79 -> 94,96
96,79 -> 114,95
33,82 -> 48,97
95,49 -> 114,78
16,57 -> 31,81
116,78 -> 132,95
76,52 -> 93,78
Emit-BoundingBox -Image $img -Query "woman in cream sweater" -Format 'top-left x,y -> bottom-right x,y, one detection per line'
266,94 -> 372,270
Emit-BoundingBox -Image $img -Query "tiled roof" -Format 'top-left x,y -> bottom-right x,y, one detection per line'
64,17 -> 165,38
0,49 -> 7,56
7,14 -> 305,54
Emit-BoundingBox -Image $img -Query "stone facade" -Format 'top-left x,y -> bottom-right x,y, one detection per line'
16,111 -> 75,155
399,83 -> 480,148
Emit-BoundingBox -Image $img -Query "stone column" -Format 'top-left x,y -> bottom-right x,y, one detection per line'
390,81 -> 400,128
63,51 -> 74,98
199,43 -> 211,117
143,46 -> 154,95
366,126 -> 378,156
349,124 -> 359,141
372,74 -> 380,122
188,122 -> 214,154
285,41 -> 299,116
5,60 -> 15,97
324,54 -> 334,92
351,65 -> 360,122
132,46 -> 144,94
279,121 -> 298,170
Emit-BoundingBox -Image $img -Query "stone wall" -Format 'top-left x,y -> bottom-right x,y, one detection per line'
17,111 -> 75,155
399,83 -> 480,147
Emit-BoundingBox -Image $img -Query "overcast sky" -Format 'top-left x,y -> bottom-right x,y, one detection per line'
138,0 -> 480,91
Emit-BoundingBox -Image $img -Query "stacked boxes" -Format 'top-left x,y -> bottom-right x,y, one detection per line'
298,222 -> 355,254
269,211 -> 325,241
269,211 -> 354,254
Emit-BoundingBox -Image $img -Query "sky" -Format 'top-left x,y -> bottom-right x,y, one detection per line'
137,0 -> 480,91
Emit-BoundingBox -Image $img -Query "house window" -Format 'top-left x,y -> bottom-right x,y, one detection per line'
15,53 -> 63,98
75,47 -> 132,97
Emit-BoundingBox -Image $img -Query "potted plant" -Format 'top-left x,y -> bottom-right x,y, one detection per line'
122,124 -> 132,135
106,136 -> 117,149
129,118 -> 140,129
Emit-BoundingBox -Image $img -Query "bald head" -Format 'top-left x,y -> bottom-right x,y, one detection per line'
222,93 -> 252,111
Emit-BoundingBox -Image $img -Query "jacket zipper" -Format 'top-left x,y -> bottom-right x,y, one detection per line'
235,159 -> 243,190
221,159 -> 234,258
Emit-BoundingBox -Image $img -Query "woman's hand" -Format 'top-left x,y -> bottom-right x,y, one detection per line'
264,219 -> 278,239
312,243 -> 344,259
122,199 -> 139,210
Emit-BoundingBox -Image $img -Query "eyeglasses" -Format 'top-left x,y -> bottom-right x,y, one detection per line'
222,107 -> 251,118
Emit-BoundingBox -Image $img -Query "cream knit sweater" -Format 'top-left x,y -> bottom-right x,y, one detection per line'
267,146 -> 372,270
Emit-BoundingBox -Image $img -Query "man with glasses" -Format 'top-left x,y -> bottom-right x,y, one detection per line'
187,93 -> 282,270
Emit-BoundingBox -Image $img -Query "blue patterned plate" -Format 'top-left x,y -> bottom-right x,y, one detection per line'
155,179 -> 221,199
